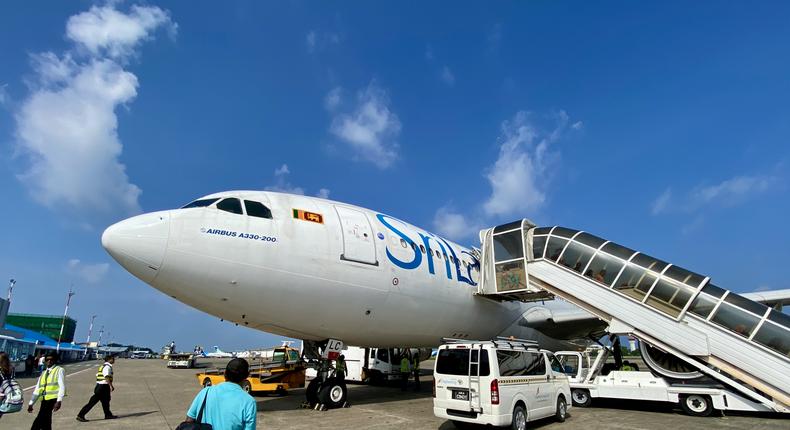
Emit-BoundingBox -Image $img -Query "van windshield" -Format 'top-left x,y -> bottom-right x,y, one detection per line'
436,348 -> 489,376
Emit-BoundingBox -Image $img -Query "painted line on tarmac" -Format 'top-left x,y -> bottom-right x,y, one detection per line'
23,367 -> 95,392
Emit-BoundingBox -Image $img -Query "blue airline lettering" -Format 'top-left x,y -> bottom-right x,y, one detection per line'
376,214 -> 422,270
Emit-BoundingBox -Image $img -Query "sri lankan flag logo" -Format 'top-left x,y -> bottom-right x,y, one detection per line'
293,209 -> 324,224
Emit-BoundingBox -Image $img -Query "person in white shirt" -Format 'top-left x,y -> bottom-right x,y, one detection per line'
28,352 -> 65,430
76,355 -> 117,422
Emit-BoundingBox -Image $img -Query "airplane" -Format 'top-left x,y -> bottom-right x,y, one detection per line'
101,190 -> 789,407
203,346 -> 235,358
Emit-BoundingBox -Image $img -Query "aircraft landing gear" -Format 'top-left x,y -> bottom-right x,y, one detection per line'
301,340 -> 350,411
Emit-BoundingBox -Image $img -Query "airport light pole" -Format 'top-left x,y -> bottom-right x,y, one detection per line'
7,279 -> 16,303
83,315 -> 97,359
56,286 -> 75,353
97,325 -> 104,346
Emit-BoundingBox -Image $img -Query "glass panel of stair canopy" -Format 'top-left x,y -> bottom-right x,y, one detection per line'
700,283 -> 726,299
493,230 -> 524,262
645,278 -> 695,318
710,302 -> 761,338
664,265 -> 705,288
767,309 -> 790,329
584,252 -> 624,286
613,264 -> 657,301
601,242 -> 637,261
631,253 -> 669,274
533,227 -> 553,235
532,235 -> 547,259
688,292 -> 720,319
723,292 -> 769,318
552,227 -> 578,238
575,232 -> 606,249
752,320 -> 790,356
494,220 -> 523,233
558,242 -> 595,274
545,237 -> 569,262
495,260 -> 527,292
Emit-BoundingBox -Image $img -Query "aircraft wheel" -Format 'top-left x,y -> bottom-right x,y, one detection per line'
305,378 -> 321,404
571,388 -> 591,407
680,394 -> 713,417
202,377 -> 212,388
318,377 -> 347,408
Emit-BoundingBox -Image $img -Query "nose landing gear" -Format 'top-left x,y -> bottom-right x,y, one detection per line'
301,339 -> 350,411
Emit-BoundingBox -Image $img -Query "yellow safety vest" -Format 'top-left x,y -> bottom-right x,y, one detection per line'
400,358 -> 410,373
336,358 -> 346,373
412,357 -> 420,371
96,364 -> 112,382
38,366 -> 63,401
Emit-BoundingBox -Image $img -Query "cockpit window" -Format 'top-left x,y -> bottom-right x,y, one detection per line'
244,200 -> 273,219
217,198 -> 243,215
181,198 -> 219,209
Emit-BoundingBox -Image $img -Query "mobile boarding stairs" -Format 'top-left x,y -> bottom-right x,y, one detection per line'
476,219 -> 790,413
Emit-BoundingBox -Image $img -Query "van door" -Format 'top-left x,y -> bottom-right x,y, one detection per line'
525,352 -> 554,418
335,206 -> 378,265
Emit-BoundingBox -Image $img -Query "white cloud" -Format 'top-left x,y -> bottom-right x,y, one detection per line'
13,3 -> 174,216
0,84 -> 8,106
324,86 -> 342,111
67,259 -> 110,284
483,111 -> 568,217
651,174 -> 776,215
305,30 -> 340,53
265,164 -> 329,198
306,31 -> 317,53
328,81 -> 401,169
66,4 -> 176,61
433,206 -> 482,242
440,66 -> 455,86
571,121 -> 583,130
651,188 -> 672,215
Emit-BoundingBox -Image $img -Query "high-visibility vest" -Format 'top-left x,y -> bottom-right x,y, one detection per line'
96,364 -> 112,382
400,358 -> 410,373
336,358 -> 346,373
412,356 -> 420,371
38,366 -> 63,401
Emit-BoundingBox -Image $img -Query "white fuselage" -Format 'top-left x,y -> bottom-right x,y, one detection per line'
102,191 -> 583,349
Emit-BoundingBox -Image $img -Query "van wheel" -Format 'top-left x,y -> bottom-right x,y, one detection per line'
571,388 -> 591,407
555,396 -> 568,422
202,377 -> 212,388
511,404 -> 527,430
680,394 -> 712,417
318,377 -> 347,408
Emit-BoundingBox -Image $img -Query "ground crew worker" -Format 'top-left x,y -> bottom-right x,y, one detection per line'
335,354 -> 346,382
76,355 -> 117,422
400,352 -> 411,391
621,360 -> 634,371
411,351 -> 421,391
28,351 -> 65,430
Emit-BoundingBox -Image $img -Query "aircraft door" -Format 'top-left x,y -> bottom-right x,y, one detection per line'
335,206 -> 378,265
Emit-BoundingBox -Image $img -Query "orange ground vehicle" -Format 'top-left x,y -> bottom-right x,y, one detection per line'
196,346 -> 305,395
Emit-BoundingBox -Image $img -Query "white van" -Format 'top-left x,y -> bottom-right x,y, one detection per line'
433,339 -> 571,429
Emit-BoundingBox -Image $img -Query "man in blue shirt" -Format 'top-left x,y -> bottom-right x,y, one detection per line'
184,358 -> 256,430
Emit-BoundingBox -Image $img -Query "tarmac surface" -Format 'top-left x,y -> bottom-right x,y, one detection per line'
2,358 -> 787,429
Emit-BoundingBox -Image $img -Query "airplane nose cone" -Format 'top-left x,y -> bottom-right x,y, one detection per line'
102,211 -> 170,284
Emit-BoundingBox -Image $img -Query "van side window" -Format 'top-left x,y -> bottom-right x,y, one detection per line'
549,355 -> 564,373
525,353 -> 546,376
496,350 -> 546,376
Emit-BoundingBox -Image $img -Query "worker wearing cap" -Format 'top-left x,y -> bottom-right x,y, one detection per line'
76,355 -> 117,422
28,351 -> 65,430
399,352 -> 411,391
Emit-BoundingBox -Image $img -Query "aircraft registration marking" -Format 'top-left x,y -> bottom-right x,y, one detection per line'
200,228 -> 277,242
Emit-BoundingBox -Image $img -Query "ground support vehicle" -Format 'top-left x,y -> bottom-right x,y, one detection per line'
167,353 -> 197,368
197,345 -> 305,395
556,346 -> 773,416
305,346 -> 431,384
433,338 -> 571,429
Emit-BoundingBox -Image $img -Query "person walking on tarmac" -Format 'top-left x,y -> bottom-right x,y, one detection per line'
28,351 -> 65,430
411,351 -> 421,391
76,355 -> 118,422
335,354 -> 346,382
399,352 -> 411,391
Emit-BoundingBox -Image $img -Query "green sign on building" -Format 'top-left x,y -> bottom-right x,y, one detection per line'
6,313 -> 77,343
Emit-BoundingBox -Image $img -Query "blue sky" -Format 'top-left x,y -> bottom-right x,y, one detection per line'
0,2 -> 788,350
